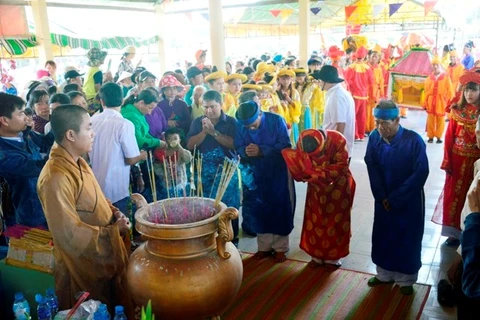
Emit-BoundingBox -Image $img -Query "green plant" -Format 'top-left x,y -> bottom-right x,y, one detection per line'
141,300 -> 155,320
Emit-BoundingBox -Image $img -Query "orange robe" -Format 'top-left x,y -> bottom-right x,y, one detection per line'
447,63 -> 465,92
366,63 -> 385,133
432,104 -> 480,231
37,144 -> 134,316
423,73 -> 454,139
344,61 -> 374,139
281,130 -> 356,260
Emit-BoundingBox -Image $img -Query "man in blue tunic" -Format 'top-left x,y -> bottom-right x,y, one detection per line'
364,100 -> 429,295
235,101 -> 295,263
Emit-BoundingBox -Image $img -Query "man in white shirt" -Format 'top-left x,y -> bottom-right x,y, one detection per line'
90,83 -> 147,215
318,65 -> 355,159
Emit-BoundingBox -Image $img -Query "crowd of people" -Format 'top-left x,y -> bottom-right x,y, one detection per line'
1,38 -> 480,318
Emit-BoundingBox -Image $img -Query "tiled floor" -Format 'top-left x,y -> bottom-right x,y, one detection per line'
237,109 -> 457,319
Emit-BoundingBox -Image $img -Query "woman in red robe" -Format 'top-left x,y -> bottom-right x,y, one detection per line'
282,129 -> 356,268
433,68 -> 480,245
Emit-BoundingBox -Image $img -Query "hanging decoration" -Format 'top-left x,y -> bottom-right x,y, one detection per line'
389,3 -> 403,17
372,4 -> 385,17
344,6 -> 357,20
200,12 -> 209,21
310,7 -> 321,15
280,8 -> 294,24
279,9 -> 294,20
270,9 -> 281,18
424,1 -> 438,16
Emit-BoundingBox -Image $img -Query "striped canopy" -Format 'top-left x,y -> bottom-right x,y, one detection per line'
0,33 -> 159,56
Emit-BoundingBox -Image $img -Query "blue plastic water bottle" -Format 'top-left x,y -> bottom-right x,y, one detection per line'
93,304 -> 111,320
45,288 -> 59,316
113,305 -> 127,320
13,292 -> 31,320
35,294 -> 52,320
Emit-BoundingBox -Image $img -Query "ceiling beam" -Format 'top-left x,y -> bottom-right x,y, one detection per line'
1,0 -> 155,12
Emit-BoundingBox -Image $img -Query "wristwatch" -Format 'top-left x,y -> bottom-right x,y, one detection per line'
213,131 -> 220,137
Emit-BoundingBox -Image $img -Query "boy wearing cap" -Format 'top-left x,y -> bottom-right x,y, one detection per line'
235,101 -> 295,263
423,57 -> 454,143
365,100 -> 429,295
64,70 -> 84,87
185,66 -> 204,105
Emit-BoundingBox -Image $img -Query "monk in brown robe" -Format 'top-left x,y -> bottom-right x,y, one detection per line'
37,104 -> 134,316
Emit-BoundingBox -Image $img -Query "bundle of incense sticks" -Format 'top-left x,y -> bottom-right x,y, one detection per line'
147,151 -> 157,203
214,157 -> 240,207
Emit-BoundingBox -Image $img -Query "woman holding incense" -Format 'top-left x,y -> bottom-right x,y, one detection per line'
122,88 -> 167,202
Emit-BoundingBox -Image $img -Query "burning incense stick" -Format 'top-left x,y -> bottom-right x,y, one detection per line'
163,158 -> 170,199
189,145 -> 196,197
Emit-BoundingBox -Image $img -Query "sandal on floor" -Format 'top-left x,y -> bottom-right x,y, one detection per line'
444,238 -> 460,247
437,279 -> 456,307
400,286 -> 414,295
368,277 -> 394,287
307,260 -> 323,269
274,251 -> 287,263
254,251 -> 272,260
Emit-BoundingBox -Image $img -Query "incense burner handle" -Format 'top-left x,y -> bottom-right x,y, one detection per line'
216,207 -> 239,259
131,193 -> 148,211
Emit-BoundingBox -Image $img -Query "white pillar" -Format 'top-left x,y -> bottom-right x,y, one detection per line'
298,0 -> 310,68
30,0 -> 53,65
208,0 -> 226,72
154,4 -> 167,75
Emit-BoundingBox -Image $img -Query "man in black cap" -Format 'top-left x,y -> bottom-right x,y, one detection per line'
317,65 -> 355,159
64,70 -> 84,87
235,101 -> 295,263
185,66 -> 205,105
307,57 -> 323,74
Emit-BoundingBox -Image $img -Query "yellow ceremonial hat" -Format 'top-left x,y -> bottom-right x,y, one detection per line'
293,68 -> 308,75
431,55 -> 442,65
204,71 -> 228,82
259,84 -> 274,92
256,62 -> 276,75
267,74 -> 277,86
225,73 -> 248,83
277,69 -> 296,78
449,50 -> 458,57
372,44 -> 382,54
242,84 -> 262,91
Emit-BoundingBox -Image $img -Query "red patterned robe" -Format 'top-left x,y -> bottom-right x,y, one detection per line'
282,129 -> 356,260
433,104 -> 480,230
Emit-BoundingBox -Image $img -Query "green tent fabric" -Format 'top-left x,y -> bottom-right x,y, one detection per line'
0,33 -> 159,56
49,33 -> 159,50
0,36 -> 37,56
